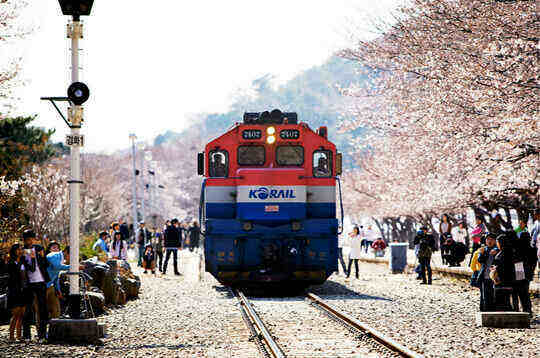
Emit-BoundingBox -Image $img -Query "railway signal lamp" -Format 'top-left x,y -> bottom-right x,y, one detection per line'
58,0 -> 94,18
67,82 -> 90,105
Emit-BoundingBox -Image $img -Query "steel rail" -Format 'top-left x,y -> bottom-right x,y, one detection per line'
234,289 -> 286,358
307,293 -> 424,358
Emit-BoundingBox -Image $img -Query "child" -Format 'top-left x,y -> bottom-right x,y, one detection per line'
143,244 -> 156,274
371,237 -> 387,258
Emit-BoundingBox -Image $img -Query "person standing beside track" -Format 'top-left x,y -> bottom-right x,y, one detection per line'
346,226 -> 362,279
163,218 -> 181,275
414,227 -> 435,285
188,221 -> 201,252
21,229 -> 50,342
336,232 -> 348,275
154,231 -> 164,272
476,233 -> 498,311
364,225 -> 377,254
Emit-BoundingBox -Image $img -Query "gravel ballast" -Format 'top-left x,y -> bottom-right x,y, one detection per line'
312,262 -> 539,358
0,259 -> 537,357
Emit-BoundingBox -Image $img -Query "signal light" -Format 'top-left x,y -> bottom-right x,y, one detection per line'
267,126 -> 275,135
266,135 -> 276,144
67,82 -> 90,105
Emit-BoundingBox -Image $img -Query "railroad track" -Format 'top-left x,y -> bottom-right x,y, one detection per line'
232,288 -> 423,358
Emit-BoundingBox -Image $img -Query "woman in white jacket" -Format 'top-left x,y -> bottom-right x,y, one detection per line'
347,226 -> 362,279
110,231 -> 128,260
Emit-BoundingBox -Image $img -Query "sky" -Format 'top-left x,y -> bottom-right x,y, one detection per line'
9,1 -> 398,153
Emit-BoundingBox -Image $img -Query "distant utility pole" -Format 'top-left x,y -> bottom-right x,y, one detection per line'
139,145 -> 146,223
129,133 -> 138,234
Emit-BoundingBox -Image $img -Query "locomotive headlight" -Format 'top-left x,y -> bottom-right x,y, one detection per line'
243,221 -> 253,231
266,126 -> 276,135
266,135 -> 276,144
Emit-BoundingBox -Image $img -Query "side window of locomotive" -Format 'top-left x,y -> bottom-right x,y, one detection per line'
238,146 -> 265,166
313,150 -> 332,177
276,146 -> 304,166
209,150 -> 229,177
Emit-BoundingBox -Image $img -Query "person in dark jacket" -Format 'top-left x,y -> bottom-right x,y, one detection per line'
414,228 -> 435,285
476,233 -> 499,311
154,231 -> 164,272
21,229 -> 50,342
137,222 -> 150,267
7,244 -> 32,342
512,231 -> 537,315
119,219 -> 130,242
163,219 -> 180,275
188,221 -> 201,252
491,233 -> 516,311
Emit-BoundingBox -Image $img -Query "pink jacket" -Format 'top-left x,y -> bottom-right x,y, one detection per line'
471,224 -> 485,244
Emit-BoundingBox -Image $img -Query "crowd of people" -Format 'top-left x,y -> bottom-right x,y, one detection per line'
92,219 -> 202,276
4,216 -> 202,343
412,212 -> 539,317
468,213 -> 539,317
6,229 -> 75,342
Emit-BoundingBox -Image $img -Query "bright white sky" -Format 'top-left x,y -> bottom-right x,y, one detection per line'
10,1 -> 397,153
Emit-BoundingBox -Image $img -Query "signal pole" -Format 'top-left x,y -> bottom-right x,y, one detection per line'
43,2 -> 104,341
66,15 -> 83,318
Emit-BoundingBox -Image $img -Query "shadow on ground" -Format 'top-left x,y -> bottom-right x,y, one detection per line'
212,278 -> 392,302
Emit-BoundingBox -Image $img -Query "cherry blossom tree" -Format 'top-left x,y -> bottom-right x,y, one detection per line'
339,0 -> 538,226
0,0 -> 29,113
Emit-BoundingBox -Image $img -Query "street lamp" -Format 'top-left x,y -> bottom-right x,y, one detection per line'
129,134 -> 138,239
138,143 -> 146,224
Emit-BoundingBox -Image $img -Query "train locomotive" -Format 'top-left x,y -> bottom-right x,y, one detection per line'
198,109 -> 343,288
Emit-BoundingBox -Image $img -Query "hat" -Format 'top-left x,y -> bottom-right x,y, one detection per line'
47,241 -> 60,250
23,229 -> 36,240
99,231 -> 109,238
171,218 -> 179,224
139,221 -> 145,225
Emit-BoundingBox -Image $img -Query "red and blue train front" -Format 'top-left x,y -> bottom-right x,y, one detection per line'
204,174 -> 338,286
200,111 -> 340,287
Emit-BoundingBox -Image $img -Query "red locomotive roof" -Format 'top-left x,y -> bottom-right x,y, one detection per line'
204,120 -> 337,187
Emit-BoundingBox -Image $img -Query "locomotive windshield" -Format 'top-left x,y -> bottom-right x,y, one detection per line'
276,146 -> 304,166
238,146 -> 265,166
313,150 -> 332,177
209,150 -> 228,177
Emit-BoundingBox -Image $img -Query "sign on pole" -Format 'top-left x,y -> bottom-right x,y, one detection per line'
66,134 -> 85,146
